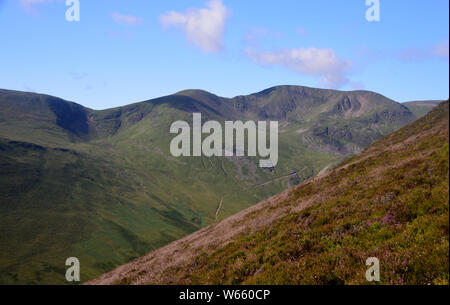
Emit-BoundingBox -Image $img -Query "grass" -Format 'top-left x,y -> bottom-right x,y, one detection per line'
403,100 -> 443,118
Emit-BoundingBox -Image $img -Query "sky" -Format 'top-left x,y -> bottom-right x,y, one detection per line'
0,0 -> 448,110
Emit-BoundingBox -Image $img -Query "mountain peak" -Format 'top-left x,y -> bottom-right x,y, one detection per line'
175,89 -> 221,100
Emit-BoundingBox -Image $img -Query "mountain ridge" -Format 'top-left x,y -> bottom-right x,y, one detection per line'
0,86 -> 417,150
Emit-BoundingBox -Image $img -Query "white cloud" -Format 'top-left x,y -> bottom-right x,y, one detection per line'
111,13 -> 142,26
246,47 -> 351,88
160,0 -> 230,53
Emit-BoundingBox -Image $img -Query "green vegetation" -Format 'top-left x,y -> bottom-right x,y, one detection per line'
112,101 -> 448,285
0,86 -> 419,284
403,100 -> 443,118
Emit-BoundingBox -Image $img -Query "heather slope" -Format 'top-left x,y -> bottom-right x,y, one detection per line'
89,101 -> 449,285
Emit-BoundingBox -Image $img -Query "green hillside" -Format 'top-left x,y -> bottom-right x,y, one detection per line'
0,86 -> 418,284
89,101 -> 448,285
403,100 -> 443,118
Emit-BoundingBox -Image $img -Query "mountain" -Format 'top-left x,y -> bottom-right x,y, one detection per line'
0,89 -> 97,146
0,86 -> 417,284
403,100 -> 443,118
89,101 -> 449,285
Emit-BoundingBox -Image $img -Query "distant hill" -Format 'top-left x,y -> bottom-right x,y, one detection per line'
0,86 -> 419,284
403,100 -> 443,118
89,101 -> 449,285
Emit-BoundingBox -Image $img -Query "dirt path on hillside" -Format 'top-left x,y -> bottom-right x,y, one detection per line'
317,164 -> 332,176
215,197 -> 223,221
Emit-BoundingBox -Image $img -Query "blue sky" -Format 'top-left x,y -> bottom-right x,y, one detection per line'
0,0 -> 448,109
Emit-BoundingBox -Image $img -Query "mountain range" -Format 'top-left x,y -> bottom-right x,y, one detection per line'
89,100 -> 449,285
0,85 -> 442,284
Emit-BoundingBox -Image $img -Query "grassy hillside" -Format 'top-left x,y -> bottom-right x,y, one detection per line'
403,100 -> 443,118
0,86 -> 418,284
89,101 -> 449,285
0,90 -> 98,146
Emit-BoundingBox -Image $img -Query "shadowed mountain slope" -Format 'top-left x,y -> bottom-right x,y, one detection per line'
0,90 -> 97,146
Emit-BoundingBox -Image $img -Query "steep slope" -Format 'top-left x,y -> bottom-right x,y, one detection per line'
403,100 -> 443,118
0,89 -> 97,146
89,101 -> 449,285
0,86 -> 417,284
